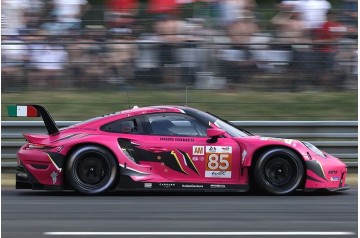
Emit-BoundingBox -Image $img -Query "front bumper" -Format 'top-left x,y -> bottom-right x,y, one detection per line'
304,154 -> 349,191
303,184 -> 351,192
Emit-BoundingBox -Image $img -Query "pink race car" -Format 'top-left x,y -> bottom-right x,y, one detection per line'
9,105 -> 349,195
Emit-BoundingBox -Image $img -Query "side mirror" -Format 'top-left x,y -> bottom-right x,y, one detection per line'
207,128 -> 225,143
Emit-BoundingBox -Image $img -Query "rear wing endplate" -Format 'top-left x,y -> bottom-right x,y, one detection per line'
7,105 -> 59,135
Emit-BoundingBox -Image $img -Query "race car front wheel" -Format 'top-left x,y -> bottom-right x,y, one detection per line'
66,145 -> 117,195
254,148 -> 304,195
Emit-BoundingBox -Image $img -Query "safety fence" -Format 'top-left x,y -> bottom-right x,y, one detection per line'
2,121 -> 357,169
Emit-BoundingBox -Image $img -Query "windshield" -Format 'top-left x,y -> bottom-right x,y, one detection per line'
194,110 -> 250,137
213,119 -> 250,137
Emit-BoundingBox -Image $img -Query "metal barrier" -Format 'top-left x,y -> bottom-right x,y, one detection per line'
2,121 -> 357,169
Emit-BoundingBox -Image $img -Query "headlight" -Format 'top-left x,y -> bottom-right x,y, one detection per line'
302,141 -> 326,158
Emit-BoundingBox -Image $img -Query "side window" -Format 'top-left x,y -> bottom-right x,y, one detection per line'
147,114 -> 207,137
101,118 -> 139,134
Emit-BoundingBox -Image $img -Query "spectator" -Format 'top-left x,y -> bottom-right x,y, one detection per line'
219,0 -> 257,27
105,0 -> 138,28
294,0 -> 332,31
341,0 -> 357,38
177,18 -> 208,86
148,0 -> 179,15
271,7 -> 312,90
272,8 -> 308,46
106,27 -> 138,88
219,14 -> 259,85
75,25 -> 108,89
67,31 -> 89,88
313,10 -> 347,89
51,0 -> 89,33
1,35 -> 28,91
2,0 -> 43,35
154,14 -> 184,85
27,31 -> 68,89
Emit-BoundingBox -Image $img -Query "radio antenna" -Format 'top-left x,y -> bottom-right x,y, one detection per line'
125,88 -> 130,109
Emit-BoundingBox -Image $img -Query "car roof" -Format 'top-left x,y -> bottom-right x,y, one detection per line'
68,105 -> 193,130
120,105 -> 187,115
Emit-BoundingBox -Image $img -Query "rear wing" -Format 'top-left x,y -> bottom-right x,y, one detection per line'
7,105 -> 59,135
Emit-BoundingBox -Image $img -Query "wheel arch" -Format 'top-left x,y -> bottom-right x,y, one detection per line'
63,142 -> 120,188
249,145 -> 307,189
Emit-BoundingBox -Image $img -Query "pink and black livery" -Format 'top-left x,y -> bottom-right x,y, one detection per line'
8,104 -> 349,195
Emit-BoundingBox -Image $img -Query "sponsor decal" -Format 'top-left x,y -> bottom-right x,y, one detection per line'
260,137 -> 293,145
205,171 -> 231,178
193,156 -> 204,161
205,146 -> 232,178
159,183 -> 175,188
182,184 -> 204,188
160,138 -> 194,142
221,147 -> 231,152
328,170 -> 338,175
50,171 -> 58,184
241,150 -> 247,164
7,105 -> 39,117
144,183 -> 152,188
210,184 -> 226,189
208,146 -> 217,153
193,146 -> 205,155
330,177 -> 340,182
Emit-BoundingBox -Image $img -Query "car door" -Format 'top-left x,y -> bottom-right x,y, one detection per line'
140,113 -> 242,183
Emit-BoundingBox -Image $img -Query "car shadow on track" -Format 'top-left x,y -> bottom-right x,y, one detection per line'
9,189 -> 349,197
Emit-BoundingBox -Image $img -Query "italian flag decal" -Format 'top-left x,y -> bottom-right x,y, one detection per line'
7,105 -> 40,117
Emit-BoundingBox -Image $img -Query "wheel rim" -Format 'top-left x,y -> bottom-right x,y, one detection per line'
73,152 -> 111,190
263,156 -> 297,188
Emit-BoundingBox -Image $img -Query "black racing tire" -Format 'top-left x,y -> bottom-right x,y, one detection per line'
66,145 -> 118,195
253,148 -> 304,195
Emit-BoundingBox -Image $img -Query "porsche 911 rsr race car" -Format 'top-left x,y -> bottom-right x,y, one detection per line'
8,105 -> 349,195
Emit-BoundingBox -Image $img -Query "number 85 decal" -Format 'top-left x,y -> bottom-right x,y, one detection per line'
207,154 -> 231,170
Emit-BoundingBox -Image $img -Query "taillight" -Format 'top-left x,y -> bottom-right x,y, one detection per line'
26,143 -> 55,150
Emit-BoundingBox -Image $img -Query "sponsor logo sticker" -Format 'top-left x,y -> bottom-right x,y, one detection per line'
210,184 -> 226,189
192,156 -> 204,162
159,183 -> 175,188
144,183 -> 152,188
193,146 -> 205,155
328,170 -> 338,175
241,150 -> 247,164
181,184 -> 204,188
260,137 -> 293,145
205,146 -> 232,178
51,171 -> 58,184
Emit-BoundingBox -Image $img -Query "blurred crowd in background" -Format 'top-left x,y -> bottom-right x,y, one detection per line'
1,0 -> 358,92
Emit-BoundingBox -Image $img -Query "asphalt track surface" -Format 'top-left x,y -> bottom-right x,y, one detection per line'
2,188 -> 358,238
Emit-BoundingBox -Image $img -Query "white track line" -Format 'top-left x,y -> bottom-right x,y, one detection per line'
44,231 -> 355,236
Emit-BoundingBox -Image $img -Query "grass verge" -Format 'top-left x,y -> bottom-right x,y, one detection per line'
2,90 -> 357,121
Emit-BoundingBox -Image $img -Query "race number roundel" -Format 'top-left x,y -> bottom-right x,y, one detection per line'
205,146 -> 232,178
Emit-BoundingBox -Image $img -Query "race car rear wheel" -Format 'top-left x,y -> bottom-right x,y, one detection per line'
254,148 -> 304,195
66,145 -> 117,195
